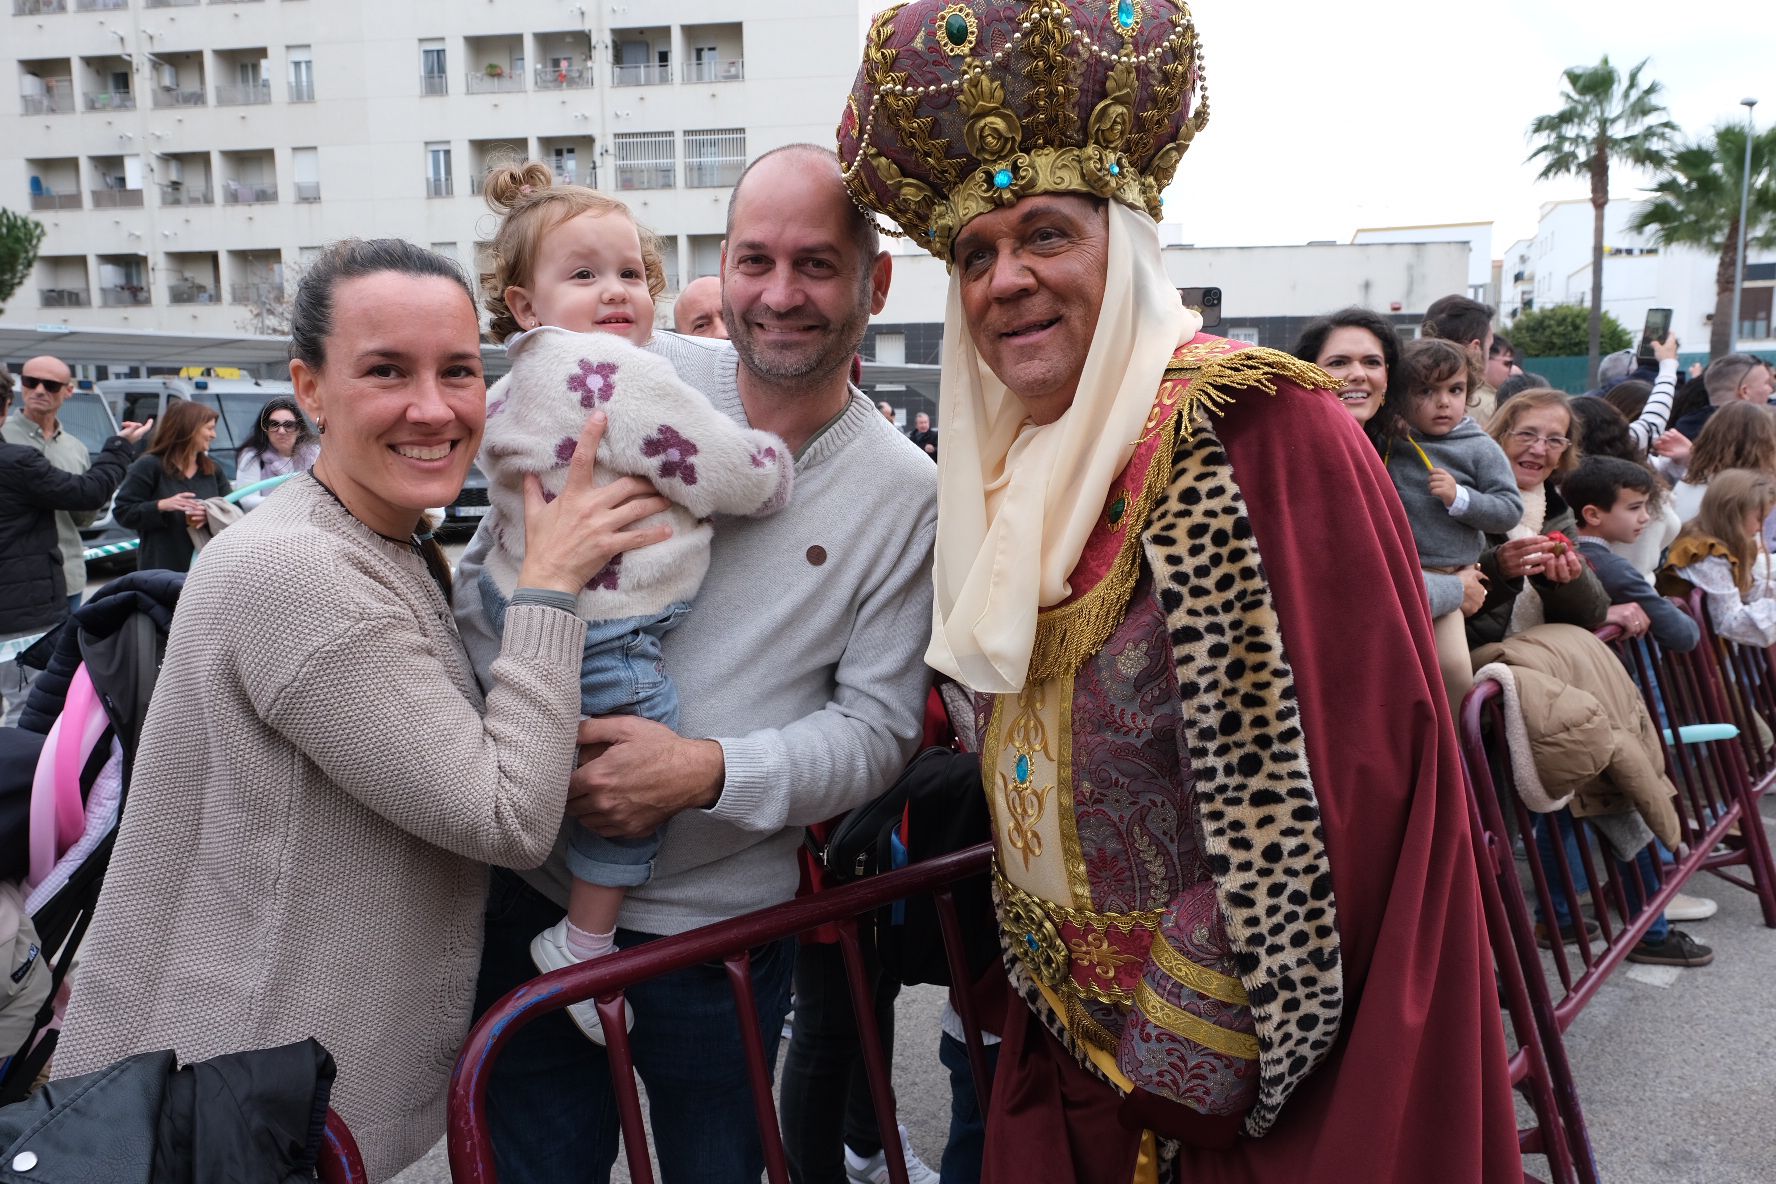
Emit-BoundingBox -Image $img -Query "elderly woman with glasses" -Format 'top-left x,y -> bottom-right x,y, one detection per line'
234,395 -> 321,510
1466,387 -> 1609,648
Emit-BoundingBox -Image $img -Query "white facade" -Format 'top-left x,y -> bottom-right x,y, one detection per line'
3,0 -> 861,336
1351,221 -> 1495,301
1507,197 -> 1776,351
875,240 -> 1472,333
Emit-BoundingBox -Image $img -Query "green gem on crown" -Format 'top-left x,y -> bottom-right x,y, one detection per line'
945,12 -> 971,46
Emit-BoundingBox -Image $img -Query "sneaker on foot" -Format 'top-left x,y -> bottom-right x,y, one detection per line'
530,919 -> 634,1045
845,1124 -> 940,1184
1533,917 -> 1602,949
1626,929 -> 1714,967
1665,892 -> 1718,922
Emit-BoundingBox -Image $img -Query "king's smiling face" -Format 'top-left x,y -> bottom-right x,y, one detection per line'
954,194 -> 1110,426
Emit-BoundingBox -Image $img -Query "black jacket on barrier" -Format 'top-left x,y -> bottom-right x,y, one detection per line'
0,435 -> 135,636
0,1039 -> 335,1184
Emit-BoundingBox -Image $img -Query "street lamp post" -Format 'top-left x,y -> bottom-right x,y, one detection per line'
1730,97 -> 1758,353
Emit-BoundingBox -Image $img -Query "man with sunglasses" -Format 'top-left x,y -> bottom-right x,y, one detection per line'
2,355 -> 95,609
0,368 -> 148,724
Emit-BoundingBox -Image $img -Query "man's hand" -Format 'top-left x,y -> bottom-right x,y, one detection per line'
1459,566 -> 1488,617
1427,467 -> 1459,507
567,716 -> 726,840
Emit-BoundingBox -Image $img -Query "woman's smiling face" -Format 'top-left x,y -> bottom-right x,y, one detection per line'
1316,326 -> 1388,425
1501,404 -> 1573,491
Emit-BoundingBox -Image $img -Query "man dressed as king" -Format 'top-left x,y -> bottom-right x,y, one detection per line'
838,3 -> 1525,1181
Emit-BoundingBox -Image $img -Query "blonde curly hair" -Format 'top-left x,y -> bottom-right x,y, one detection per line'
479,160 -> 668,342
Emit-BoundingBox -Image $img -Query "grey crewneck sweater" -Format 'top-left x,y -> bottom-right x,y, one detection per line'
456,331 -> 938,933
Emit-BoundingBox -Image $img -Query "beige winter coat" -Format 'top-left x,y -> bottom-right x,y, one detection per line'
1471,623 -> 1680,848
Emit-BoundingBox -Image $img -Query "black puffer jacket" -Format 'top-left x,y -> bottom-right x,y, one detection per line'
0,435 -> 134,635
0,1039 -> 337,1184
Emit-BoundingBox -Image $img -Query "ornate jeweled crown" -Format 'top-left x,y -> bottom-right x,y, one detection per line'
838,0 -> 1209,262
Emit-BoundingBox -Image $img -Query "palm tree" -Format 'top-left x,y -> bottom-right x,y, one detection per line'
1527,56 -> 1677,384
1631,123 -> 1776,358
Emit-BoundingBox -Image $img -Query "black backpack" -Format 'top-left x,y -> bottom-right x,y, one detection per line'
814,747 -> 996,987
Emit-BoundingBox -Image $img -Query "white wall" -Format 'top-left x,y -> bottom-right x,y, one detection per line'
1353,222 -> 1494,293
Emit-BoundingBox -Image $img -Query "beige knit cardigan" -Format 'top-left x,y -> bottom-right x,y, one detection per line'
53,475 -> 588,1182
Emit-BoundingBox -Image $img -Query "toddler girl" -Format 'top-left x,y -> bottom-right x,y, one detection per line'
1382,337 -> 1524,710
471,162 -> 793,1043
1662,468 -> 1776,647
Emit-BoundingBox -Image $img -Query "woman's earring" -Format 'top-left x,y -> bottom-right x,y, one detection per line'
317,421 -> 326,436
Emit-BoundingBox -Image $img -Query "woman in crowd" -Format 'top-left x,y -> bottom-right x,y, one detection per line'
52,239 -> 673,1183
1666,401 -> 1776,524
1568,398 -> 1680,579
1467,389 -> 1609,648
111,400 -> 231,572
234,395 -> 320,509
1292,307 -> 1403,441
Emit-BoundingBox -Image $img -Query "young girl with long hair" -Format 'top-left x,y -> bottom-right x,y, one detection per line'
1663,468 -> 1776,647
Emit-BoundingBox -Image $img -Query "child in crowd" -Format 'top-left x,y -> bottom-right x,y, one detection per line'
1662,469 -> 1776,648
1383,337 -> 1524,710
471,162 -> 794,1042
1566,457 -> 1699,653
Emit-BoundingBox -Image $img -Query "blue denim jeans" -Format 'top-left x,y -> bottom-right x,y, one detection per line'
938,1031 -> 1000,1184
473,868 -> 796,1184
482,574 -> 689,889
1534,811 -> 1669,944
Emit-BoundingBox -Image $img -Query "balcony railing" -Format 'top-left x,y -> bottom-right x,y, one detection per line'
294,181 -> 320,202
288,78 -> 314,102
685,158 -> 743,189
74,0 -> 128,10
222,180 -> 278,204
420,73 -> 448,96
159,183 -> 212,206
39,288 -> 89,308
230,282 -> 283,305
552,167 -> 597,188
611,62 -> 671,87
426,176 -> 454,198
20,83 -> 75,115
535,64 -> 591,91
152,86 -> 207,108
215,80 -> 271,106
13,0 -> 68,14
615,162 -> 675,191
167,281 -> 216,305
144,0 -> 201,7
100,285 -> 151,307
683,59 -> 744,84
90,187 -> 144,208
29,191 -> 81,210
84,90 -> 134,111
466,71 -> 524,94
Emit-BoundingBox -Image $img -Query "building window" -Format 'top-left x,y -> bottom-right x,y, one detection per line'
614,131 -> 674,191
420,42 -> 448,96
292,147 -> 320,201
288,46 -> 314,102
683,128 -> 744,189
1228,327 -> 1260,345
426,143 -> 453,198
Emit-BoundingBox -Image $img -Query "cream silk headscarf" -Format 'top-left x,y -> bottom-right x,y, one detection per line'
926,202 -> 1198,694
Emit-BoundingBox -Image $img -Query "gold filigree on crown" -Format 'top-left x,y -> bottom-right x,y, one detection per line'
837,0 -> 1210,263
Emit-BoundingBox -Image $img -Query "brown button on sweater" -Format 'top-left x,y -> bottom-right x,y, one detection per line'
53,475 -> 588,1182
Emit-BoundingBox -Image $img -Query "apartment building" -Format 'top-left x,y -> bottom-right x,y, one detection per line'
4,0 -> 861,334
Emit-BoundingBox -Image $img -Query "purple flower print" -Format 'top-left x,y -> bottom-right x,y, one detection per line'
487,394 -> 508,419
750,445 -> 778,470
642,425 -> 700,486
554,436 -> 578,466
567,359 -> 618,410
586,552 -> 623,592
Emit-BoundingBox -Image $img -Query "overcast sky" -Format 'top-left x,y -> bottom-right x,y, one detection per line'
854,0 -> 1768,253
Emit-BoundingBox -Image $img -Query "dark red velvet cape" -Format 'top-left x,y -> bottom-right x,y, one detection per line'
981,376 -> 1522,1183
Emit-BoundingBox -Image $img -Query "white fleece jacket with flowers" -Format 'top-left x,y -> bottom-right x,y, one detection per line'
479,326 -> 793,619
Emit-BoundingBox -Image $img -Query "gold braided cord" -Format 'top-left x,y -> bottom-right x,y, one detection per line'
1134,980 -> 1261,1061
1148,933 -> 1248,1006
995,866 -> 1166,932
1065,989 -> 1121,1052
1020,4 -> 1078,145
1026,411 -> 1180,685
1135,28 -> 1193,159
1145,346 -> 1338,440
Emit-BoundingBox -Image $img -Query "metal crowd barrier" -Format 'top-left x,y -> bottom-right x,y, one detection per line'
448,843 -> 995,1184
